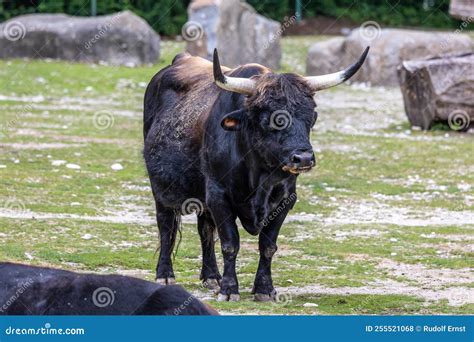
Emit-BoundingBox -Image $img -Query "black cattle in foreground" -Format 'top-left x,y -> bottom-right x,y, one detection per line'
143,47 -> 369,301
0,263 -> 217,315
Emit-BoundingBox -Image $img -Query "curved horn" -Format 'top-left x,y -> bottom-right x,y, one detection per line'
305,46 -> 369,92
213,49 -> 256,95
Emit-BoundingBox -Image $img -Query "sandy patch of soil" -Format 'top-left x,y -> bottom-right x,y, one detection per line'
376,259 -> 473,286
1,199 -> 473,228
282,279 -> 473,306
0,142 -> 85,150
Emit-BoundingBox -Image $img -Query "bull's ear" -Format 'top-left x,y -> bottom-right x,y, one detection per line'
221,109 -> 245,131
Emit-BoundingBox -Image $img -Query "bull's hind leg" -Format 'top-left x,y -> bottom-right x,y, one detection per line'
155,202 -> 179,285
198,212 -> 221,292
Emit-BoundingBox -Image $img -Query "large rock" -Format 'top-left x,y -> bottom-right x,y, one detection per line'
185,0 -> 281,70
449,0 -> 474,20
306,29 -> 473,86
398,53 -> 474,131
306,37 -> 346,78
0,11 -> 160,66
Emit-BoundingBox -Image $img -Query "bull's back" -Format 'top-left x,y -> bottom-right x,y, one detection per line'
143,54 -> 220,207
144,53 -> 219,141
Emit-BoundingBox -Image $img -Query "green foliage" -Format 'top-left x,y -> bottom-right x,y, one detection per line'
0,0 -> 188,36
0,0 -> 466,35
302,0 -> 459,29
248,0 -> 291,21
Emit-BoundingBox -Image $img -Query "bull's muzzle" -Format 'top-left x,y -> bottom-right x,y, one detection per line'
282,151 -> 315,174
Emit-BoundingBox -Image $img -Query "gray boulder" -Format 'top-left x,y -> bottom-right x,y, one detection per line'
449,0 -> 474,20
307,28 -> 473,86
306,37 -> 346,79
0,11 -> 160,66
398,53 -> 474,131
185,0 -> 281,70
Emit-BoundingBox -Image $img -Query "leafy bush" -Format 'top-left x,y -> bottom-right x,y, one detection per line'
0,0 -> 465,35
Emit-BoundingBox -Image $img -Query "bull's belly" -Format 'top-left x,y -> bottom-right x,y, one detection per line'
145,146 -> 205,209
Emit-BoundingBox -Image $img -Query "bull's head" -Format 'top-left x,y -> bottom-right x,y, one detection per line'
213,47 -> 369,175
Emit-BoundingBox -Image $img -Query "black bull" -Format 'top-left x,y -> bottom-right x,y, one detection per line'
143,48 -> 369,301
0,263 -> 217,315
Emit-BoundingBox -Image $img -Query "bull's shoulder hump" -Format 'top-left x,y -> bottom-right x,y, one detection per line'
172,54 -> 229,83
227,63 -> 270,78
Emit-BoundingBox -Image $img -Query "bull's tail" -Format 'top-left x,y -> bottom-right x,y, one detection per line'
153,211 -> 182,260
172,212 -> 183,260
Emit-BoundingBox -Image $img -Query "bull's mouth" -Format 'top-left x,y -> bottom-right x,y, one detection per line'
282,164 -> 313,174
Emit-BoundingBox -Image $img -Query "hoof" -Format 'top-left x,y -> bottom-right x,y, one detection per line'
203,279 -> 220,293
254,293 -> 274,302
156,277 -> 176,285
217,293 -> 240,302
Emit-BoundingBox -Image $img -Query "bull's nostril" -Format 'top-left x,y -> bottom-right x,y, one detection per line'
292,155 -> 301,164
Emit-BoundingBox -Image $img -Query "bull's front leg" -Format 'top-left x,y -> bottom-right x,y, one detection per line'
253,192 -> 296,302
206,180 -> 240,302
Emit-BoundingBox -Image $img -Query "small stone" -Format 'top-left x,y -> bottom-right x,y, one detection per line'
25,252 -> 34,260
303,303 -> 318,307
66,163 -> 81,170
111,163 -> 123,171
390,238 -> 398,242
81,234 -> 93,240
51,160 -> 66,166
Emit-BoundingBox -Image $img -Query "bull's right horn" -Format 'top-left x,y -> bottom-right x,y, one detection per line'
213,49 -> 256,96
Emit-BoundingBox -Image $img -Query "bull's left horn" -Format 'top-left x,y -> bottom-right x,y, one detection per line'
305,46 -> 369,92
213,49 -> 256,95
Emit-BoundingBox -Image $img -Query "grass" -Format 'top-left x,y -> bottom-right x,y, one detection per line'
0,38 -> 473,315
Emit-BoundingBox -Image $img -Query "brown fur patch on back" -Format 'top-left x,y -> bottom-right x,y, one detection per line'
157,55 -> 272,145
